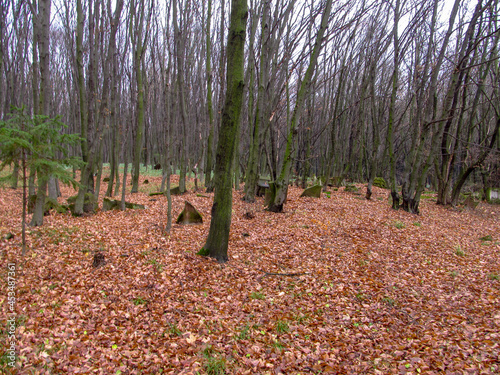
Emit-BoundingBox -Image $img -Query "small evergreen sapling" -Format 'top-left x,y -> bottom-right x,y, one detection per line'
0,107 -> 83,253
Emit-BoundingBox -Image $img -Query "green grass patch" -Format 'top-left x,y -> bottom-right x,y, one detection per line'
250,291 -> 265,300
272,340 -> 285,351
393,220 -> 405,229
455,246 -> 465,257
235,324 -> 250,340
147,258 -> 163,272
165,322 -> 182,337
275,320 -> 289,334
355,292 -> 365,301
293,313 -> 310,323
479,235 -> 493,242
202,346 -> 227,375
132,297 -> 147,305
382,297 -> 395,306
420,195 -> 435,200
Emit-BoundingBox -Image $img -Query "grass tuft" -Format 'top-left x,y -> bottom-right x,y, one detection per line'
275,320 -> 289,334
250,291 -> 265,300
393,220 -> 405,229
132,296 -> 147,305
455,245 -> 465,257
202,346 -> 227,375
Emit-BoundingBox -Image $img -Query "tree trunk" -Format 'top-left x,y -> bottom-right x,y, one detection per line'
268,0 -> 333,212
201,0 -> 247,262
173,0 -> 188,194
205,0 -> 215,191
121,131 -> 129,211
105,0 -> 124,197
244,0 -> 270,202
30,0 -> 51,225
75,0 -> 99,215
450,116 -> 500,205
30,177 -> 47,227
401,0 -> 460,214
10,160 -> 19,189
130,0 -> 150,193
386,0 -> 400,209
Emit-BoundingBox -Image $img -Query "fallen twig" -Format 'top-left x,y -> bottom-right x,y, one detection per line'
257,270 -> 309,281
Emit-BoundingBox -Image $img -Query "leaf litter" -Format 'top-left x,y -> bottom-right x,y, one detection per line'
1,178 -> 499,374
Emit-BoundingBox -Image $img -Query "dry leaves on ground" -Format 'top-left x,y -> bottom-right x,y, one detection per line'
1,176 -> 499,374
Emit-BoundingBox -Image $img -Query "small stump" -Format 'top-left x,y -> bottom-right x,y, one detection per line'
244,211 -> 255,219
92,252 -> 106,268
176,201 -> 203,224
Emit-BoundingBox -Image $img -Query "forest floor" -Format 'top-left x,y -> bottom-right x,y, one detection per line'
1,174 -> 500,374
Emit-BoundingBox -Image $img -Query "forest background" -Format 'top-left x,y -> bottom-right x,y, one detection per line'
0,0 -> 499,218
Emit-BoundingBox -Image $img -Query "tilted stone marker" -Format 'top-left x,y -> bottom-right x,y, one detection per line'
300,185 -> 322,198
256,180 -> 270,197
176,201 -> 203,224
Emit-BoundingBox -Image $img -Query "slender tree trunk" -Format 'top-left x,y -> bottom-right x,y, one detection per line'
10,160 -> 19,189
31,0 -> 51,226
387,0 -> 400,209
206,0 -> 227,194
205,0 -> 215,191
131,61 -> 145,193
165,159 -> 172,233
105,0 -> 124,197
21,149 -> 27,255
130,0 -> 150,193
75,0 -> 100,215
401,0 -> 460,214
268,0 -> 333,212
30,177 -> 47,227
201,0 -> 247,262
121,130 -> 129,211
173,0 -> 189,194
244,0 -> 270,202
